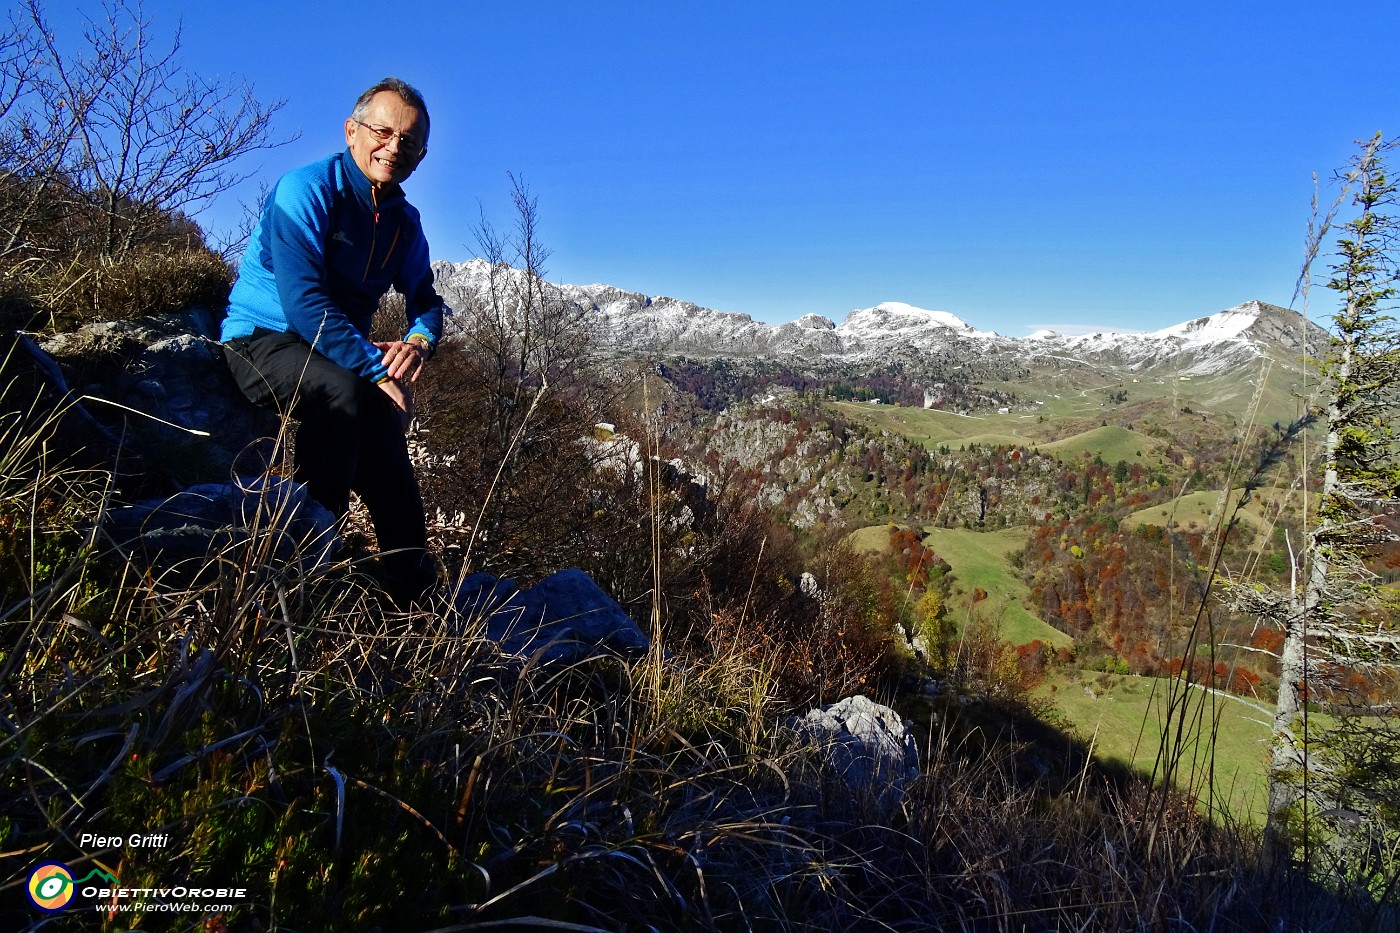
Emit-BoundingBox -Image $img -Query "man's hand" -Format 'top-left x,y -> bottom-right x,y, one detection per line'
377,376 -> 414,434
375,339 -> 429,383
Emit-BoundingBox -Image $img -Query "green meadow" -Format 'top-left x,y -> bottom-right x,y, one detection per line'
921,526 -> 1072,647
828,401 -> 1043,450
1038,672 -> 1274,825
1126,487 -> 1310,533
849,524 -> 1071,648
828,400 -> 1166,467
1041,425 -> 1166,466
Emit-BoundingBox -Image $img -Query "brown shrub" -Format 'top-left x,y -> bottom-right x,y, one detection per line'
5,247 -> 231,331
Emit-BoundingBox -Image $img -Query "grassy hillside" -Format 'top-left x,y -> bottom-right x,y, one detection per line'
827,400 -> 1022,448
921,526 -> 1073,648
845,524 -> 1070,648
846,523 -> 899,554
832,354 -> 1319,471
983,357 -> 1316,435
1127,489 -> 1255,532
1126,486 -> 1311,533
1037,672 -> 1273,825
830,398 -> 1167,468
1041,424 -> 1166,466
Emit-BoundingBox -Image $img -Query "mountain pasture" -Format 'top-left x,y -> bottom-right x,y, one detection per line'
1038,672 -> 1273,825
826,400 -> 1028,448
1127,489 -> 1259,532
829,398 -> 1170,469
1041,425 -> 1166,466
919,526 -> 1072,648
843,524 -> 1069,648
1125,486 -> 1310,534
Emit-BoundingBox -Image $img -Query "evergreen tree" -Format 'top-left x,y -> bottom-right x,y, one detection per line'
1240,135 -> 1400,888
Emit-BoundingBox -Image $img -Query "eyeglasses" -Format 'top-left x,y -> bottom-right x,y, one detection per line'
353,120 -> 425,156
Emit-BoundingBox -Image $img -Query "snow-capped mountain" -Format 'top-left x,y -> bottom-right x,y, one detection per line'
1030,301 -> 1323,376
431,260 -> 1323,374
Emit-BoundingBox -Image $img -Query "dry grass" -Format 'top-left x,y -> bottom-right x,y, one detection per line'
1,247 -> 231,332
0,353 -> 1382,932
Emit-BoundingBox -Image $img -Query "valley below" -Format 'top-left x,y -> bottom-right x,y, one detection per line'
435,264 -> 1391,832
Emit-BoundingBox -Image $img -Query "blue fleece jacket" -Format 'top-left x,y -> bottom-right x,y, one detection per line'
222,150 -> 446,382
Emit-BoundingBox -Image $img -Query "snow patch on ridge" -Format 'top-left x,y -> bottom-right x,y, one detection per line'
1151,306 -> 1258,342
430,260 -> 1314,372
839,301 -> 990,338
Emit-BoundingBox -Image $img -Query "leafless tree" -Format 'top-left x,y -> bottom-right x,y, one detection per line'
410,176 -> 621,579
464,174 -> 598,452
0,0 -> 289,260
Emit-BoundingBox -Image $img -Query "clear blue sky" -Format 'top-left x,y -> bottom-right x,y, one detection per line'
39,1 -> 1400,334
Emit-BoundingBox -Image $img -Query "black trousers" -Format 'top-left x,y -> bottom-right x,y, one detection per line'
223,328 -> 434,605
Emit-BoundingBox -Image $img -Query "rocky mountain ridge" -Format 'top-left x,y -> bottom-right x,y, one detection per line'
431,259 -> 1327,375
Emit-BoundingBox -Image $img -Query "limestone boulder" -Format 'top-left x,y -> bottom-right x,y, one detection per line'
450,568 -> 650,665
792,694 -> 920,815
35,309 -> 279,484
104,475 -> 338,572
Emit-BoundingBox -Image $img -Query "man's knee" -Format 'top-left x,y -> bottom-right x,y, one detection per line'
298,362 -> 362,423
262,340 -> 361,422
226,330 -> 363,423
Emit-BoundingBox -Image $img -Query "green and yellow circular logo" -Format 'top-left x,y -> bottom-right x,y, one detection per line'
27,861 -> 75,912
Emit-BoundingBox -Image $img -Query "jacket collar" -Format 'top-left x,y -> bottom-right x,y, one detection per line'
339,149 -> 405,212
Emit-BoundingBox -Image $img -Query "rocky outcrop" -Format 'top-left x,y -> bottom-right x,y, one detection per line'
34,308 -> 279,483
792,694 -> 920,816
450,568 -> 651,665
105,475 -> 338,573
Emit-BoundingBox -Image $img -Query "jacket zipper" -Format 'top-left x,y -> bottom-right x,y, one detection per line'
362,186 -> 380,281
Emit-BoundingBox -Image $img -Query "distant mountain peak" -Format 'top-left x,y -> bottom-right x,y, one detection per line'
430,260 -> 1322,374
1152,300 -> 1279,342
842,300 -> 978,334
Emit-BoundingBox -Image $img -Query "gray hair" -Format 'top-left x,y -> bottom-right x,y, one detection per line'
351,77 -> 430,141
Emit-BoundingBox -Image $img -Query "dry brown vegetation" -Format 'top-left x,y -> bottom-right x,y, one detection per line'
3,315 -> 1386,931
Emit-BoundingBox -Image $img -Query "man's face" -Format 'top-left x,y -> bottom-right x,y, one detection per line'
344,91 -> 427,188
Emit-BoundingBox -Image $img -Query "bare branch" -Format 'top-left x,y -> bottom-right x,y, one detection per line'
1,0 -> 293,258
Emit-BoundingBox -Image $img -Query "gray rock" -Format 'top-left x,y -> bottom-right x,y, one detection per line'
792,694 -> 920,814
451,568 -> 650,665
37,312 -> 280,482
105,475 -> 338,571
450,571 -> 519,619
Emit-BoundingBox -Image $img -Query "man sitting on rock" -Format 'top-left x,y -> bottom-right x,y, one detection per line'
221,77 -> 446,607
